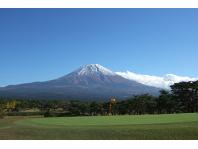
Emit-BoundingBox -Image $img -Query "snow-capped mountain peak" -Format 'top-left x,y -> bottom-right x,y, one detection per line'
0,64 -> 160,99
75,64 -> 116,76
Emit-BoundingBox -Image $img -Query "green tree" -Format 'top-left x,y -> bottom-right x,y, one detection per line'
171,81 -> 198,113
0,99 -> 6,118
89,102 -> 101,116
157,90 -> 175,114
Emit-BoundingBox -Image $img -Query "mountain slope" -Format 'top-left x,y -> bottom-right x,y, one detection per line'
0,64 -> 160,100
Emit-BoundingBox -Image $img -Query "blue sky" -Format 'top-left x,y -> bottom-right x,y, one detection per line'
0,9 -> 198,86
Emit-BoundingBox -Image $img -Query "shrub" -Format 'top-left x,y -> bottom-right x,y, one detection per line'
0,110 -> 5,119
7,111 -> 44,116
44,111 -> 51,117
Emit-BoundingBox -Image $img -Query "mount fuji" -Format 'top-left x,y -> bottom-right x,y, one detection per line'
0,64 -> 160,100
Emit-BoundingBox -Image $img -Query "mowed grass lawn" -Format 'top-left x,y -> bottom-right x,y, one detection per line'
0,113 -> 198,139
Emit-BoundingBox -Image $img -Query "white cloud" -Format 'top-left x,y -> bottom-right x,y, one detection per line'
116,71 -> 198,89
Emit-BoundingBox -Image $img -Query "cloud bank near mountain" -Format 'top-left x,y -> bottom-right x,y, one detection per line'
116,71 -> 198,89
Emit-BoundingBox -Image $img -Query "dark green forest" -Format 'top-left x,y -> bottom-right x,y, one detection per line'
0,81 -> 198,118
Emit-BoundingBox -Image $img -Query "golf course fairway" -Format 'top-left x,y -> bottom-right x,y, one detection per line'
0,113 -> 198,139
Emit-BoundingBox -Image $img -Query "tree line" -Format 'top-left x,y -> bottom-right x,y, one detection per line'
0,81 -> 198,118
